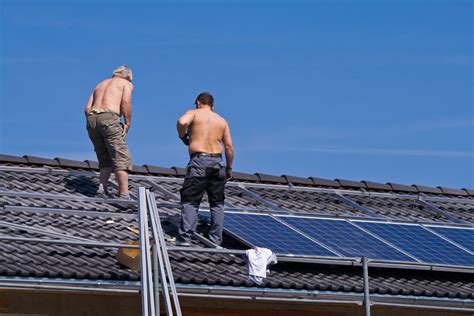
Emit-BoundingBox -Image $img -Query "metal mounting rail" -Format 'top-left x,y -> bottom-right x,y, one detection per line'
0,220 -> 97,242
3,204 -> 137,219
236,184 -> 287,212
335,193 -> 383,218
0,189 -> 135,205
418,197 -> 468,224
138,188 -> 156,316
147,190 -> 182,316
0,236 -> 139,248
363,257 -> 371,316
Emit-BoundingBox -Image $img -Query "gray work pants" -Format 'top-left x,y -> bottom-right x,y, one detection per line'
178,154 -> 226,245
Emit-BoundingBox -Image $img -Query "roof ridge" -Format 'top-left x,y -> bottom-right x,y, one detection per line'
0,153 -> 471,196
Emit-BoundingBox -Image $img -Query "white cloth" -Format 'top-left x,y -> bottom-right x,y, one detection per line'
246,247 -> 277,285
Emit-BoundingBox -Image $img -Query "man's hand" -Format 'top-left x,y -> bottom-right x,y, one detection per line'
121,123 -> 130,138
226,167 -> 232,180
180,133 -> 190,146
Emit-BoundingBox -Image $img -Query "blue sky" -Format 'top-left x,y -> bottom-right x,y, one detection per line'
0,0 -> 472,188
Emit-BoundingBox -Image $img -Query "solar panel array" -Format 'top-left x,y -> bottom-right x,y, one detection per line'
426,226 -> 474,253
204,212 -> 474,267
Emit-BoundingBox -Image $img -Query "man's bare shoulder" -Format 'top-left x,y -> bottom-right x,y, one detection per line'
95,78 -> 111,89
109,77 -> 132,89
212,111 -> 228,125
185,109 -> 197,115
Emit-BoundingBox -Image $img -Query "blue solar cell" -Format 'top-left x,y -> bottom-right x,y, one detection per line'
356,222 -> 474,266
427,226 -> 474,253
212,212 -> 339,256
279,216 -> 415,261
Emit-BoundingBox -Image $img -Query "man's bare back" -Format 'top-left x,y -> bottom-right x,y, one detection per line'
187,109 -> 229,154
177,94 -> 234,169
85,77 -> 133,116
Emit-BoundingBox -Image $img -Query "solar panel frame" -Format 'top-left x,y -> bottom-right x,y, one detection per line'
354,221 -> 474,267
276,216 -> 418,262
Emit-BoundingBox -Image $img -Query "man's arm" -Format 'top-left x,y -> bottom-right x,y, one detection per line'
176,110 -> 195,145
84,93 -> 94,117
120,82 -> 133,138
222,122 -> 234,170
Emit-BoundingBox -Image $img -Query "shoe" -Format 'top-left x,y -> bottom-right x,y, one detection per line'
97,184 -> 110,198
118,192 -> 131,200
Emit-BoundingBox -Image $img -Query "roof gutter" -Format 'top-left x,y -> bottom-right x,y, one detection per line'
0,277 -> 472,312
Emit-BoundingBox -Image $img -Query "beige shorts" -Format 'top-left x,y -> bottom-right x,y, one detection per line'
86,112 -> 132,171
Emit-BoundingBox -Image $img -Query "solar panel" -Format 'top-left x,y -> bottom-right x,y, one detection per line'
426,226 -> 474,253
203,212 -> 339,257
355,222 -> 474,266
278,216 -> 416,262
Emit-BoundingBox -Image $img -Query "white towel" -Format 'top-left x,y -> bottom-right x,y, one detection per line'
246,247 -> 277,285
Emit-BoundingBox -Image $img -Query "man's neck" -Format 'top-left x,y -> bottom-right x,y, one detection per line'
197,105 -> 212,111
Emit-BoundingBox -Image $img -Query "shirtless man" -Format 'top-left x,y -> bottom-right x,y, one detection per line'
176,92 -> 234,246
84,65 -> 134,199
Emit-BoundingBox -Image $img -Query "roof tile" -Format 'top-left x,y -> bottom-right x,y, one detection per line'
54,157 -> 89,169
309,177 -> 339,187
23,155 -> 59,166
171,166 -> 186,176
231,171 -> 260,182
437,186 -> 468,196
462,188 -> 474,196
0,154 -> 28,164
412,184 -> 443,195
361,180 -> 392,191
143,165 -> 177,176
282,175 -> 314,186
387,182 -> 418,193
255,173 -> 287,184
335,179 -> 367,189
131,165 -> 148,174
84,160 -> 100,170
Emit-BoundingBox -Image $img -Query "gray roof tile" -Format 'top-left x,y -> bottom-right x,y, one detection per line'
54,157 -> 89,169
412,184 -> 443,195
462,188 -> 474,196
84,160 -> 100,170
281,175 -> 314,186
387,182 -> 418,193
131,165 -> 148,174
308,177 -> 339,187
255,173 -> 287,184
335,179 -> 366,189
24,155 -> 59,166
231,171 -> 260,182
143,165 -> 176,176
0,154 -> 28,164
171,166 -> 186,176
361,180 -> 392,191
437,186 -> 468,196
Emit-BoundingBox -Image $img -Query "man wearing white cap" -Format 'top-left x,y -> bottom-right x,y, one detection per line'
84,65 -> 134,199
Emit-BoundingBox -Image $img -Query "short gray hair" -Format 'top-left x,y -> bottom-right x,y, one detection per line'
112,65 -> 133,81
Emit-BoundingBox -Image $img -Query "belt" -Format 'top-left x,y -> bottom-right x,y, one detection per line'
190,152 -> 222,158
89,110 -> 119,116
